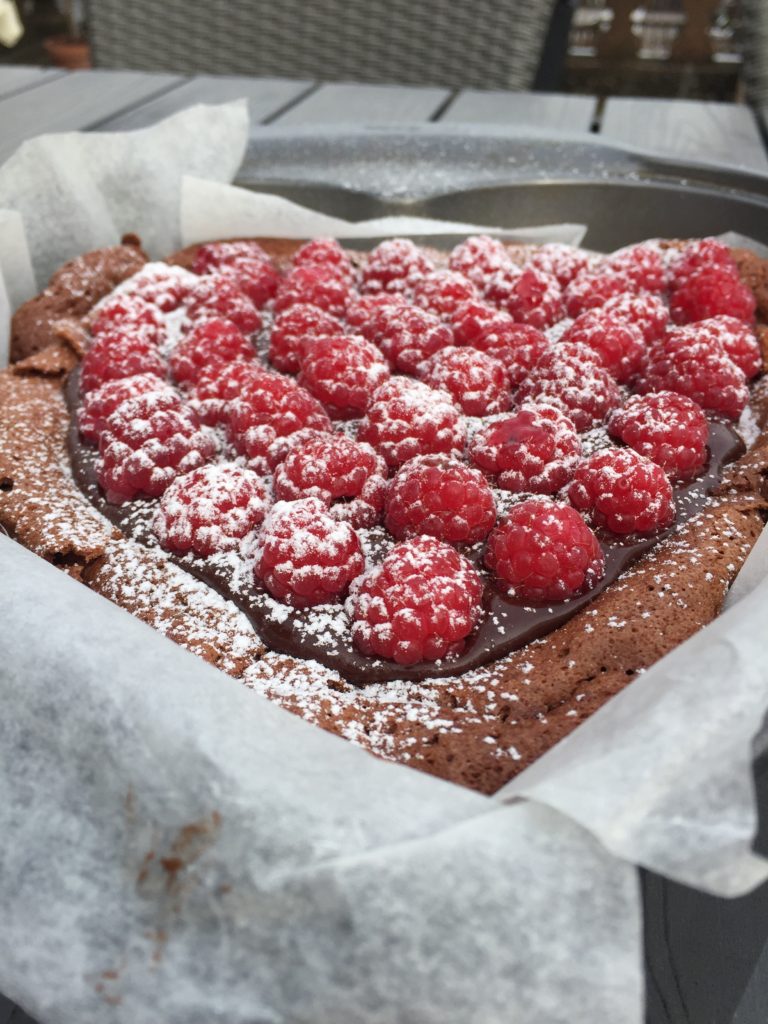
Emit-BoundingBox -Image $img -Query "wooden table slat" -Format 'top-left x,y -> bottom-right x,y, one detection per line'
441,89 -> 597,133
0,69 -> 182,165
273,82 -> 451,125
98,74 -> 315,131
600,97 -> 768,173
0,65 -> 64,99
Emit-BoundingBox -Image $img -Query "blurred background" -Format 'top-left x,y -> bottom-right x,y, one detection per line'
0,1 -> 765,108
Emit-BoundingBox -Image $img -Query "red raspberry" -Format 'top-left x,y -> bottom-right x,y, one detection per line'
515,346 -> 621,432
90,295 -> 164,346
97,392 -> 216,504
448,235 -> 509,291
685,315 -> 762,379
254,497 -> 364,607
607,392 -> 708,482
120,265 -> 196,312
525,244 -> 592,287
670,266 -> 756,325
291,238 -> 355,282
268,304 -> 344,374
486,265 -> 564,329
374,306 -> 454,374
274,265 -> 351,317
228,372 -> 332,467
451,302 -> 549,387
361,238 -> 435,296
191,360 -> 271,426
80,331 -> 167,395
672,237 -> 735,284
639,331 -> 748,421
297,333 -> 390,419
469,404 -> 581,494
192,240 -> 272,274
563,268 -> 636,318
345,292 -> 408,333
600,292 -> 669,344
412,270 -> 479,319
168,318 -> 255,386
384,455 -> 497,544
185,275 -> 262,335
153,463 -> 270,557
606,243 -> 667,291
560,308 -> 644,383
567,448 -> 675,535
418,345 -> 510,417
78,373 -> 177,444
484,497 -> 605,602
349,536 -> 484,665
274,432 -> 388,528
357,378 -> 466,470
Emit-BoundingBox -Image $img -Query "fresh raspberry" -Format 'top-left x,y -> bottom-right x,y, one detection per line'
153,463 -> 270,557
639,330 -> 748,420
412,270 -> 479,319
560,308 -> 644,383
567,448 -> 675,535
373,306 -> 454,374
563,268 -> 636,318
120,265 -> 197,312
606,243 -> 667,291
607,392 -> 708,482
168,318 -> 255,386
97,392 -> 216,504
228,372 -> 332,467
274,265 -> 351,317
525,244 -> 592,287
484,497 -> 605,602
191,238 -> 280,305
361,238 -> 435,295
90,295 -> 164,346
291,238 -> 355,282
349,536 -> 484,665
345,292 -> 409,333
268,304 -> 345,374
600,292 -> 670,344
80,331 -> 167,394
297,333 -> 390,419
384,455 -> 496,544
191,360 -> 271,425
670,265 -> 756,325
192,240 -> 272,274
683,315 -> 762,379
448,235 -> 509,291
485,264 -> 564,329
451,302 -> 549,387
469,404 -> 581,494
515,346 -> 621,432
254,497 -> 364,607
672,237 -> 736,284
357,378 -> 466,470
185,274 -> 262,335
78,373 -> 177,444
418,345 -> 510,417
274,432 -> 388,528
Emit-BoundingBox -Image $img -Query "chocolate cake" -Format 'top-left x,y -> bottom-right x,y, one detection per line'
2,233 -> 768,795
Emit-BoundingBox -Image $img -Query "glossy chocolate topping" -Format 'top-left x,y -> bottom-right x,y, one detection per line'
66,369 -> 744,685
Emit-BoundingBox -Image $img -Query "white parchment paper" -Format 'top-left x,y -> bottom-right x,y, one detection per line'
0,101 -> 767,1023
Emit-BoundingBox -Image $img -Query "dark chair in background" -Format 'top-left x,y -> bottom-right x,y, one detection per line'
84,0 -> 564,91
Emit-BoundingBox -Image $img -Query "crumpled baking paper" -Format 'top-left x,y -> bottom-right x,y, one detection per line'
0,101 -> 767,1024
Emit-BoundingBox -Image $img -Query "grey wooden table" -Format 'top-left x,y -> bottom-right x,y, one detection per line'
1,64 -> 768,1024
0,65 -> 767,170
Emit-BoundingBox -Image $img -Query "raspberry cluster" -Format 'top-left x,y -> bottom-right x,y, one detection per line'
75,231 -> 762,667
